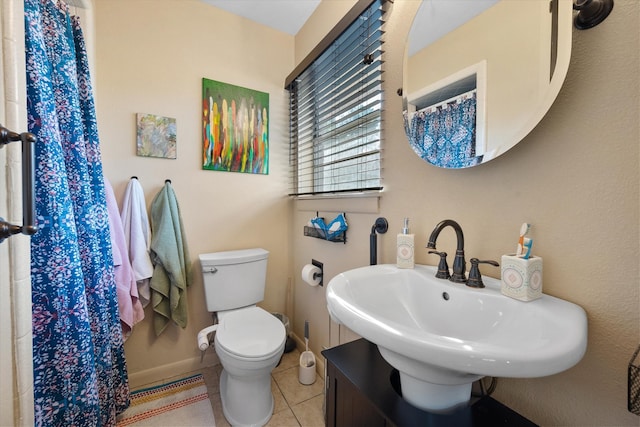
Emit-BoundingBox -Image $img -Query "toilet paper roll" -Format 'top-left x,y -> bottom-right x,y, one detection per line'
302,264 -> 322,287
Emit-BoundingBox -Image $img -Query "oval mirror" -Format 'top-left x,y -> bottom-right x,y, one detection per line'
402,0 -> 572,169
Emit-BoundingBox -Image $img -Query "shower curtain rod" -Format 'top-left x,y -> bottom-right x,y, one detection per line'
413,88 -> 477,115
64,0 -> 90,9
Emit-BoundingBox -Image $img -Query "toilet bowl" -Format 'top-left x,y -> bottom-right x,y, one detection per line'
215,306 -> 285,426
198,248 -> 284,426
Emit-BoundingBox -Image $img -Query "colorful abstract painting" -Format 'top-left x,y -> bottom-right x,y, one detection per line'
136,113 -> 177,159
202,78 -> 269,174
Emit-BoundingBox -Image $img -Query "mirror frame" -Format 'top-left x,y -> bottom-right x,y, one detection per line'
402,0 -> 573,169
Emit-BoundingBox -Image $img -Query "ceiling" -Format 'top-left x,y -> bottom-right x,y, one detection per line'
201,0 -> 321,36
408,0 -> 498,56
201,0 -> 499,53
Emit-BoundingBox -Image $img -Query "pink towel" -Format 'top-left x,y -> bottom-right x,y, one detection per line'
120,177 -> 154,307
105,179 -> 145,339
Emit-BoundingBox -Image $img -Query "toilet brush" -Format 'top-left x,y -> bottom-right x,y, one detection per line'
299,320 -> 316,385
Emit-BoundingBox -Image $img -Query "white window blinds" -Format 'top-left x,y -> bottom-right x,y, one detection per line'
286,0 -> 385,196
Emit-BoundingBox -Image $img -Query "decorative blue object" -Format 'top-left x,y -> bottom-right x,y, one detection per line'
306,213 -> 348,243
404,93 -> 483,169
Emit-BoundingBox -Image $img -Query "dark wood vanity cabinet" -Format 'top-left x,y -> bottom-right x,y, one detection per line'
322,339 -> 537,427
326,360 -> 387,427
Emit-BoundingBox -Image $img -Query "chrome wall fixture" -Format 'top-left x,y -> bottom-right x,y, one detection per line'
573,0 -> 614,29
0,124 -> 38,243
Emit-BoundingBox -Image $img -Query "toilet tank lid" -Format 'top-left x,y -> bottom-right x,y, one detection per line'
199,248 -> 269,267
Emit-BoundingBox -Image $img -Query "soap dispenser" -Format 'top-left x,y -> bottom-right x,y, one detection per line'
397,218 -> 415,269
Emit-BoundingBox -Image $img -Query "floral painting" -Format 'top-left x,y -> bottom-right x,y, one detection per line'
202,78 -> 269,174
136,113 -> 177,159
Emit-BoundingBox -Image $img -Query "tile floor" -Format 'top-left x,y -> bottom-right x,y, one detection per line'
189,348 -> 326,427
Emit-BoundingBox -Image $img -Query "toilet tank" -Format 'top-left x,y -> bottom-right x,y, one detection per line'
199,248 -> 269,312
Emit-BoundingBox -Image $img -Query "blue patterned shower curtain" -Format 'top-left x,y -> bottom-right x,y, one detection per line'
404,93 -> 482,168
25,0 -> 129,425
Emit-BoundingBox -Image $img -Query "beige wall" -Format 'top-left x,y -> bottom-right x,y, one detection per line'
94,0 -> 294,387
292,0 -> 639,426
293,0 -> 357,64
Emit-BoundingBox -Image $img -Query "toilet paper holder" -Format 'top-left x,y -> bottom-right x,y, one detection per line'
311,259 -> 323,286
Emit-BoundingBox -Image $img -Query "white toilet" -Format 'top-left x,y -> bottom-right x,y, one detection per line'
198,248 -> 285,427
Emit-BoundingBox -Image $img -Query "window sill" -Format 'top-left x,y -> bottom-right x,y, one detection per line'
294,190 -> 382,214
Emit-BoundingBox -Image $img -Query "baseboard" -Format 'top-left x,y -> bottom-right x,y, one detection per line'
128,334 -> 324,390
127,350 -> 220,390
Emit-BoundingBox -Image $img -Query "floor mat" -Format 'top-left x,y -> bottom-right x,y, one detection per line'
116,374 -> 215,426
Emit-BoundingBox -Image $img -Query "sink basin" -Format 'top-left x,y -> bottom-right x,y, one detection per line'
326,264 -> 587,413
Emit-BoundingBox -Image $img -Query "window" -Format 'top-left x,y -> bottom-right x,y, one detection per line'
286,0 -> 386,196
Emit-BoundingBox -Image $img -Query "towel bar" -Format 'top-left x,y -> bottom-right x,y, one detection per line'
0,124 -> 38,243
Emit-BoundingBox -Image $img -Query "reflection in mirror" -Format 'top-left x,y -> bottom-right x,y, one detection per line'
402,0 -> 572,169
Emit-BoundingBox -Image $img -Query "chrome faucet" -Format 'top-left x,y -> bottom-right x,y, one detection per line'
426,219 -> 467,283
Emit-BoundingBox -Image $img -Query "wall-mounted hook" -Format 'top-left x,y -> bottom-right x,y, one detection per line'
573,0 -> 614,29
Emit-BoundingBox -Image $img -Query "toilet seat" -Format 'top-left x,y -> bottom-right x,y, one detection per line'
216,307 -> 285,359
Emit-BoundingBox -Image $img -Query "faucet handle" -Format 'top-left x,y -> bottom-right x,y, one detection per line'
428,250 -> 451,279
467,258 -> 499,288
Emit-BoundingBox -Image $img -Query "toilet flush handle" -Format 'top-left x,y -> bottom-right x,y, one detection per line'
204,267 -> 218,274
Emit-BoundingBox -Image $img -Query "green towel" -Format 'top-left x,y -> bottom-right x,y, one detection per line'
149,182 -> 191,336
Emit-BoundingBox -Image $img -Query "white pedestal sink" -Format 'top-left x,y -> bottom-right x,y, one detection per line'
326,264 -> 587,413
